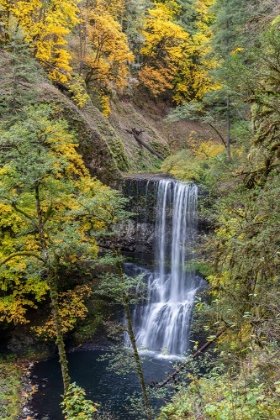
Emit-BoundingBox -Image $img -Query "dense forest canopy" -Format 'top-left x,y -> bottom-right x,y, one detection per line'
0,0 -> 280,419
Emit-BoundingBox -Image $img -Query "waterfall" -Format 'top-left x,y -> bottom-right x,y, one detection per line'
125,178 -> 204,357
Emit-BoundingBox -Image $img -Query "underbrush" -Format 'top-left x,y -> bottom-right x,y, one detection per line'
159,137 -> 280,419
0,359 -> 22,420
157,346 -> 280,420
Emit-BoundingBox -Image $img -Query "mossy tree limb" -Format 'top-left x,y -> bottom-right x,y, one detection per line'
115,250 -> 152,420
35,183 -> 70,393
126,128 -> 164,161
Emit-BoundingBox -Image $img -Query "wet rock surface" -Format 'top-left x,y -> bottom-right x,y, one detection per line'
113,175 -> 209,254
18,362 -> 39,420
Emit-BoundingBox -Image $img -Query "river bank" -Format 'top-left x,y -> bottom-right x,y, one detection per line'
0,358 -> 38,420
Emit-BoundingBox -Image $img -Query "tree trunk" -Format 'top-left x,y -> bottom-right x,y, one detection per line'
126,128 -> 164,160
49,274 -> 71,393
123,297 -> 152,420
115,251 -> 152,420
35,184 -> 71,394
158,329 -> 226,388
226,94 -> 231,160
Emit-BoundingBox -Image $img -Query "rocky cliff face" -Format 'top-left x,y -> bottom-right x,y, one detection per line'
110,174 -> 210,256
117,174 -> 164,254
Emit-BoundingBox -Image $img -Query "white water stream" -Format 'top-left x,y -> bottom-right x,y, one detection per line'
126,179 -> 205,357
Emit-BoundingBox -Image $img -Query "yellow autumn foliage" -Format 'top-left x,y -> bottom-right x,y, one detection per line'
139,2 -> 190,97
0,0 -> 81,82
0,105 -> 124,326
173,0 -> 219,103
32,285 -> 92,338
81,3 -> 134,115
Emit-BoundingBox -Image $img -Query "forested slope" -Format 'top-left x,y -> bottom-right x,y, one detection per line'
0,0 -> 280,419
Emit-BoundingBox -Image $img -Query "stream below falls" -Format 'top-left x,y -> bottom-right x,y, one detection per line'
30,350 -> 175,419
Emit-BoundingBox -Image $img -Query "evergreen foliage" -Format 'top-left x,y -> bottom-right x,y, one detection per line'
159,9 -> 280,420
1,0 -> 280,418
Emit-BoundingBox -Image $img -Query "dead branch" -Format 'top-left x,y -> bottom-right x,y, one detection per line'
157,329 -> 226,388
126,128 -> 164,161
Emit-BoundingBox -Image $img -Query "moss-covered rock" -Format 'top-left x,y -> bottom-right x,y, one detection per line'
31,83 -> 125,185
0,50 -> 126,185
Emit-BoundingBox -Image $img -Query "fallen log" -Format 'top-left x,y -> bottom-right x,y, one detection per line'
126,128 -> 164,161
157,329 -> 226,388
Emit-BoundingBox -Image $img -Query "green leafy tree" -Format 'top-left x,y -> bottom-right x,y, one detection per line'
241,23 -> 280,187
159,16 -> 280,420
61,383 -> 99,419
203,0 -> 279,158
123,0 -> 148,49
173,0 -> 197,34
0,27 -> 45,123
0,105 -> 124,407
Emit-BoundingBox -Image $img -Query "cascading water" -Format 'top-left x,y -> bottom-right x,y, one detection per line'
125,179 -> 205,357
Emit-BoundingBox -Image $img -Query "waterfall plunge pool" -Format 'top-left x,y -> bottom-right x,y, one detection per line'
30,350 -> 178,419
